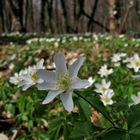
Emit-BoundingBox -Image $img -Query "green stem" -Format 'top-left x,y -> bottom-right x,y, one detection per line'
75,91 -> 116,127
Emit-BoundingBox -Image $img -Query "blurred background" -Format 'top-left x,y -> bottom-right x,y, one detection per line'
0,0 -> 140,35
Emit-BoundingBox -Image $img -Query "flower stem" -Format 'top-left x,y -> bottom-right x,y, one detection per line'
75,91 -> 116,127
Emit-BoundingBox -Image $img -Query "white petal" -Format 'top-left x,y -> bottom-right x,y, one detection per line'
18,81 -> 27,87
106,81 -> 111,88
36,59 -> 44,69
94,89 -> 101,93
22,84 -> 33,91
68,56 -> 85,77
54,53 -> 67,74
60,90 -> 73,112
138,92 -> 140,98
42,90 -> 61,104
134,68 -> 139,73
71,77 -> 89,89
104,89 -> 114,97
37,69 -> 56,82
134,53 -> 139,60
37,81 -> 57,90
95,83 -> 101,89
127,64 -> 133,68
131,95 -> 137,102
132,75 -> 140,79
20,74 -> 30,81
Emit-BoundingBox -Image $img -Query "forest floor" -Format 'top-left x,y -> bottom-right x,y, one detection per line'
0,33 -> 140,140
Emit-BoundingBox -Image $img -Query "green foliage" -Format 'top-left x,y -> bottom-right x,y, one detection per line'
1,34 -> 140,139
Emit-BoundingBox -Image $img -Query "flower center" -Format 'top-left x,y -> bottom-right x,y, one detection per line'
134,60 -> 140,66
102,95 -> 110,103
16,77 -> 21,83
57,74 -> 72,91
101,86 -> 107,92
104,69 -> 109,75
31,72 -> 38,81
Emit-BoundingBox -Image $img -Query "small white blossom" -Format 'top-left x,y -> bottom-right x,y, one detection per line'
123,57 -> 131,63
100,89 -> 114,106
73,36 -> 78,41
119,53 -> 127,57
9,73 -> 22,85
94,79 -> 111,94
131,92 -> 140,105
111,53 -> 126,63
18,59 -> 44,91
98,64 -> 113,77
9,69 -> 27,85
127,53 -> 140,72
37,53 -> 89,112
114,62 -> 121,67
54,42 -> 59,47
85,77 -> 95,88
111,53 -> 122,63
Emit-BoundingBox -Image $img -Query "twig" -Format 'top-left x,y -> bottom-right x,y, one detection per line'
118,0 -> 134,34
10,130 -> 18,140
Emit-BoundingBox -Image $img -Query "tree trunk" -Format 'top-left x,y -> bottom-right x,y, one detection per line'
0,0 -> 139,34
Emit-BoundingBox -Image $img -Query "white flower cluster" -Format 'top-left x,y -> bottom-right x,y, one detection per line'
94,63 -> 114,106
111,52 -> 140,73
101,53 -> 140,105
10,53 -> 90,112
111,52 -> 127,67
9,59 -> 44,90
9,52 -> 140,111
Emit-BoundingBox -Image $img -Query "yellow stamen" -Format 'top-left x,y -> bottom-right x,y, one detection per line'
31,72 -> 38,81
57,73 -> 72,91
101,95 -> 111,103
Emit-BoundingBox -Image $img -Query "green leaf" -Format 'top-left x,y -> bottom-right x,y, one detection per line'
127,104 -> 140,129
70,121 -> 93,139
127,104 -> 140,139
48,119 -> 63,140
78,98 -> 92,121
85,94 -> 113,125
64,122 -> 70,140
99,129 -> 127,140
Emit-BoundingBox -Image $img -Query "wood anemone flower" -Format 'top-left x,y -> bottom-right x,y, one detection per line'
37,53 -> 89,112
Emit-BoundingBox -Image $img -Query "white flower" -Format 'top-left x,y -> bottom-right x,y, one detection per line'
119,53 -> 127,57
127,53 -> 140,72
111,53 -> 122,63
131,92 -> 140,105
9,73 -> 22,85
100,89 -> 114,106
37,53 -> 89,112
123,57 -> 131,63
73,36 -> 78,41
98,64 -> 113,77
85,77 -> 95,88
9,69 -> 27,85
113,62 -> 121,67
54,42 -> 59,47
111,53 -> 126,63
94,79 -> 111,94
18,59 -> 44,91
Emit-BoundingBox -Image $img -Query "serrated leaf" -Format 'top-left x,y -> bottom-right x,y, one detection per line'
70,121 -> 93,138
